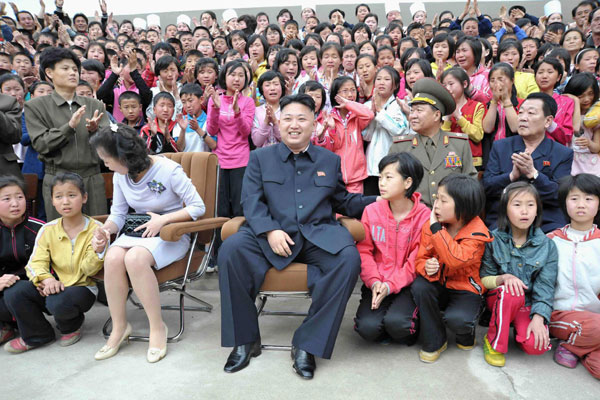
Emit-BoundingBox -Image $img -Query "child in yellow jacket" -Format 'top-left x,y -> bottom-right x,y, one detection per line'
3,172 -> 105,353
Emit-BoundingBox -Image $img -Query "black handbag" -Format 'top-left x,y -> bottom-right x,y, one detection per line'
120,214 -> 151,237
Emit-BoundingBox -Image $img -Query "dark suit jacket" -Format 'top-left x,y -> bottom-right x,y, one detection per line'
241,142 -> 376,270
0,93 -> 23,178
483,135 -> 573,233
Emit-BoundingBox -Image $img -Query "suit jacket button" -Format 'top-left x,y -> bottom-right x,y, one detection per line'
431,181 -> 436,186
297,189 -> 301,193
297,170 -> 301,175
299,205 -> 303,209
430,170 -> 435,175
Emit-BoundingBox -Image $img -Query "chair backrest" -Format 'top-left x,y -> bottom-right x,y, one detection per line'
102,172 -> 114,209
162,152 -> 219,244
23,173 -> 38,218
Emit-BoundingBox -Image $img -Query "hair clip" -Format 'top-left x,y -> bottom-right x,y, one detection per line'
110,122 -> 119,132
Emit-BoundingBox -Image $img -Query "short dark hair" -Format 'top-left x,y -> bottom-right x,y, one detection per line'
438,174 -> 485,223
277,8 -> 293,20
330,76 -> 357,107
303,33 -> 323,47
153,91 -> 176,108
118,90 -> 142,105
329,9 -> 345,19
90,123 -> 151,180
179,83 -> 203,99
0,74 -> 25,91
498,40 -> 523,64
558,174 -> 600,225
279,93 -> 315,114
299,45 -> 320,68
73,13 -> 89,25
82,59 -> 106,81
525,92 -> 557,118
352,23 -> 372,42
154,55 -> 179,76
28,80 -> 54,95
455,36 -> 482,68
533,58 -> 564,88
246,34 -> 269,58
218,60 -> 249,90
273,49 -> 300,79
194,57 -> 219,78
152,42 -> 176,60
355,4 -> 370,15
0,174 -> 25,194
298,80 -> 326,114
39,47 -> 81,81
264,24 -> 284,45
589,7 -> 600,23
564,72 -> 600,105
497,182 -> 543,232
51,172 -> 86,196
378,152 -> 424,198
257,70 -> 285,98
430,33 -> 456,59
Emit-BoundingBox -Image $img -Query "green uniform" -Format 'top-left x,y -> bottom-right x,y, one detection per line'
389,130 -> 477,207
25,92 -> 109,220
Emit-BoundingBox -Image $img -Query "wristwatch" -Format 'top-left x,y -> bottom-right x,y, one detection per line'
529,170 -> 539,182
202,132 -> 208,140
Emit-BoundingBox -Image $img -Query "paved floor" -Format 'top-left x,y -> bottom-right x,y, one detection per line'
2,274 -> 598,400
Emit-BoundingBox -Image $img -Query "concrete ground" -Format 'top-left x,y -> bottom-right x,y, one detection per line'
2,274 -> 598,400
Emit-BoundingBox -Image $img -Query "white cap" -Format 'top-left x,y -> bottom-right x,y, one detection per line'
133,18 -> 147,30
147,14 -> 161,29
544,1 -> 562,17
385,1 -> 399,15
177,14 -> 191,26
222,9 -> 237,23
410,2 -> 426,17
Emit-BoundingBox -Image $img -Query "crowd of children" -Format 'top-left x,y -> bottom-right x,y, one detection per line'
0,0 -> 599,380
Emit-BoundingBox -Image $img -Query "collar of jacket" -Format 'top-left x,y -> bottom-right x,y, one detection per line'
277,141 -> 316,162
451,216 -> 492,242
0,214 -> 27,229
55,216 -> 92,241
549,224 -> 600,242
51,91 -> 81,107
512,135 -> 553,159
493,225 -> 546,248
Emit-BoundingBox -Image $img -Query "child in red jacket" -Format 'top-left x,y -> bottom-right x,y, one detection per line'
354,153 -> 430,344
315,76 -> 374,193
412,174 -> 492,363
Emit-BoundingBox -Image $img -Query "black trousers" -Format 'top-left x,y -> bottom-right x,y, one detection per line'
410,276 -> 482,352
354,284 -> 418,344
0,294 -> 14,326
219,229 -> 360,359
4,281 -> 96,346
214,167 -> 246,260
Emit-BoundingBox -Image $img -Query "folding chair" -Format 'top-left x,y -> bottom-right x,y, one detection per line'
96,152 -> 228,342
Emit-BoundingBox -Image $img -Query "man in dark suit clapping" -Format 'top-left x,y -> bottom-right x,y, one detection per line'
219,94 -> 377,379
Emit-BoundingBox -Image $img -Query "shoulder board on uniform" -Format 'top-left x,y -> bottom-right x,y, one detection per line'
447,132 -> 469,140
393,135 -> 415,143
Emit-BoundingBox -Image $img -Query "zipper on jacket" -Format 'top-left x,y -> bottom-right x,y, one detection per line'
571,242 -> 579,311
11,228 -> 18,261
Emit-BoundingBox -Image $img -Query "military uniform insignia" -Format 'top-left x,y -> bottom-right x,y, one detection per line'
412,137 -> 418,146
445,152 -> 462,168
393,135 -> 414,143
443,135 -> 449,145
543,161 -> 551,167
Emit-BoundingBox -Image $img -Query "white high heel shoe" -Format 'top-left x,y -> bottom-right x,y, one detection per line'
95,323 -> 132,361
147,324 -> 168,363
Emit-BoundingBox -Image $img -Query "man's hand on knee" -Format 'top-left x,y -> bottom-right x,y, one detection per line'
267,230 -> 295,257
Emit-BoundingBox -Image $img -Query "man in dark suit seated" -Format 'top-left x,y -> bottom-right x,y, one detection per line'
483,92 -> 573,233
218,94 -> 378,379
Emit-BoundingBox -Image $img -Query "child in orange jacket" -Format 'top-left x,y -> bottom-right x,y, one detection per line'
412,174 -> 492,363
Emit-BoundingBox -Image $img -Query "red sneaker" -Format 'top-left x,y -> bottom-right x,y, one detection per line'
0,326 -> 16,344
4,337 -> 35,354
554,342 -> 579,369
60,329 -> 82,347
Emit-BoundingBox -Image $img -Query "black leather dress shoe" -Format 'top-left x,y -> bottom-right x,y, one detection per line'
224,341 -> 261,373
291,347 -> 316,380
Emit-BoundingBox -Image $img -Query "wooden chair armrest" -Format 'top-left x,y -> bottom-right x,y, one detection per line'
338,216 -> 365,242
159,217 -> 230,242
221,216 -> 247,241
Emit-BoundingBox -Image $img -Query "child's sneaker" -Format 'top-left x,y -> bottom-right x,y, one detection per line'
483,336 -> 505,367
0,325 -> 16,344
554,342 -> 578,369
457,339 -> 476,350
59,329 -> 81,347
4,337 -> 36,354
419,341 -> 447,363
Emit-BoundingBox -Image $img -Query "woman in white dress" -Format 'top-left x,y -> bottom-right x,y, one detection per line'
89,123 -> 205,363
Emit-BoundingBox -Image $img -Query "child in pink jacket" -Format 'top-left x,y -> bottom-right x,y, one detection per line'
354,152 -> 430,344
206,60 -> 255,220
315,76 -> 374,193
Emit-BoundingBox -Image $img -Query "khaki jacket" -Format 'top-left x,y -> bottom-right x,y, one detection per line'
0,93 -> 22,176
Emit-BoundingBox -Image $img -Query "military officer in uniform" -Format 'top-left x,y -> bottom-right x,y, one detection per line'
389,78 -> 476,207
